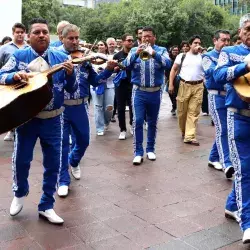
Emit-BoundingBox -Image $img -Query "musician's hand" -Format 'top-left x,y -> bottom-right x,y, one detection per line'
136,45 -> 145,55
113,66 -> 120,72
106,60 -> 118,70
62,61 -> 74,75
168,83 -> 174,94
13,71 -> 31,82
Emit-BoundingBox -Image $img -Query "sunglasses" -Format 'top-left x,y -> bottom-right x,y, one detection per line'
125,39 -> 134,42
98,44 -> 104,46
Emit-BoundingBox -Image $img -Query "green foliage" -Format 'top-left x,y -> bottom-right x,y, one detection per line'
22,0 -> 240,46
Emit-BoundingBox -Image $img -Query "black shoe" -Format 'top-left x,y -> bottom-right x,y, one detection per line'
171,108 -> 176,116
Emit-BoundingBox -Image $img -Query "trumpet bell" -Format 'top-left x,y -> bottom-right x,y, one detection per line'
234,72 -> 250,103
139,51 -> 151,61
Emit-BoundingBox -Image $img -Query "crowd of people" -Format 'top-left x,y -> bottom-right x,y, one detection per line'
0,14 -> 250,244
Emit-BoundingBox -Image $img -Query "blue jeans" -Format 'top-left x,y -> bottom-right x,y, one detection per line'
208,93 -> 231,170
132,88 -> 162,156
91,87 -> 115,133
226,110 -> 250,231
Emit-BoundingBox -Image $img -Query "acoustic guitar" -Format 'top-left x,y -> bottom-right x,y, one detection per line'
0,54 -> 108,134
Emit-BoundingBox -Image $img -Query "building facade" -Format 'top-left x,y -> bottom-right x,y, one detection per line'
213,0 -> 249,15
61,0 -> 120,8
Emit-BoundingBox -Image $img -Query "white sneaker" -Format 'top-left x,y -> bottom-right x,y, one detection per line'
224,166 -> 234,179
97,131 -> 104,136
225,209 -> 240,222
10,197 -> 24,216
208,161 -> 223,170
133,156 -> 143,165
243,228 -> 250,244
4,131 -> 14,141
129,126 -> 133,135
39,209 -> 64,224
57,185 -> 69,197
69,135 -> 72,145
71,165 -> 81,180
119,131 -> 126,140
147,152 -> 156,161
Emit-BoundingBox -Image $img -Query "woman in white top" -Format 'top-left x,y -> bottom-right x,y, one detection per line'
90,40 -> 115,135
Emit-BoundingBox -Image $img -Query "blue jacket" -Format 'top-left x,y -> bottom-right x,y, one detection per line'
0,46 -> 76,111
122,45 -> 171,87
202,49 -> 224,91
57,45 -> 113,99
214,44 -> 250,110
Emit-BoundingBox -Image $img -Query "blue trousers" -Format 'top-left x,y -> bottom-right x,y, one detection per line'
132,88 -> 161,156
208,93 -> 231,170
12,115 -> 63,211
226,110 -> 250,231
59,102 -> 89,186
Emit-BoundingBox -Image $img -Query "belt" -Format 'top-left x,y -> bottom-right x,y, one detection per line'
133,85 -> 161,92
36,107 -> 65,119
180,78 -> 203,85
64,97 -> 88,106
228,107 -> 250,117
208,90 -> 226,96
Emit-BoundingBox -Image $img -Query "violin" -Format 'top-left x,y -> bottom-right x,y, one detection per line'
70,49 -> 108,65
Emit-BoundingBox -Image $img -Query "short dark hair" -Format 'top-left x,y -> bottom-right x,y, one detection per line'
135,27 -> 143,35
29,18 -> 48,33
188,35 -> 201,45
180,41 -> 189,49
232,34 -> 241,43
142,26 -> 156,36
214,29 -> 230,40
121,33 -> 132,41
1,36 -> 12,45
12,23 -> 26,33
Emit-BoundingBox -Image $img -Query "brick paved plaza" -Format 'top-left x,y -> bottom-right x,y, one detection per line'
0,93 -> 248,249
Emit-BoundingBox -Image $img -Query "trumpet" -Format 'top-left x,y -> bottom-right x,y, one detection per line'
139,43 -> 152,61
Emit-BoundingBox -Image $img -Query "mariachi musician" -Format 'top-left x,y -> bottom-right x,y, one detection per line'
0,18 -> 76,224
214,13 -> 250,244
57,24 -> 118,197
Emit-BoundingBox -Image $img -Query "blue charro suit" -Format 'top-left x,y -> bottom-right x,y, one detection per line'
202,49 -> 232,171
123,45 -> 171,156
57,45 -> 113,187
0,46 -> 76,211
214,43 -> 250,231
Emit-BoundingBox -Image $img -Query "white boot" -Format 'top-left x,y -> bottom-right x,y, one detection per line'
57,185 -> 69,197
71,165 -> 81,180
4,131 -> 14,141
10,197 -> 24,216
208,161 -> 222,170
224,166 -> 234,179
39,209 -> 64,224
147,152 -> 156,161
243,228 -> 250,244
225,209 -> 240,222
133,156 -> 143,165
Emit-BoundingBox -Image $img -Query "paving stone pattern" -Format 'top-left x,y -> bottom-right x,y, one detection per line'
0,93 -> 247,249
